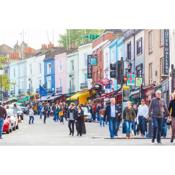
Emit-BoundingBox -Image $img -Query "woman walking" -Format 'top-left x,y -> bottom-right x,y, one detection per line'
168,92 -> 175,143
76,105 -> 85,136
123,101 -> 136,139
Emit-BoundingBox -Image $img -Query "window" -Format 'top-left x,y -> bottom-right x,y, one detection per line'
47,63 -> 52,74
148,30 -> 153,54
39,79 -> 42,86
127,42 -> 131,60
13,68 -> 16,77
59,61 -> 62,70
47,76 -> 51,89
39,63 -> 42,74
71,60 -> 74,71
30,64 -> 32,74
148,63 -> 153,84
59,79 -> 62,87
84,53 -> 87,66
136,38 -> 142,55
160,30 -> 164,47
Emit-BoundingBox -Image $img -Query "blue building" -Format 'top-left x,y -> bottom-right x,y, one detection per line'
44,47 -> 66,95
44,57 -> 55,94
109,37 -> 124,90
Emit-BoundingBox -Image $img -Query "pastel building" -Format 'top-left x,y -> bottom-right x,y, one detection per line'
78,43 -> 93,91
54,52 -> 68,94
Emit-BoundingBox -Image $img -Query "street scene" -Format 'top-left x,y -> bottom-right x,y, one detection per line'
0,29 -> 175,145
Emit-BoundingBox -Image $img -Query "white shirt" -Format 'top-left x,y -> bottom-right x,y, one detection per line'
29,109 -> 34,116
110,105 -> 116,118
137,104 -> 149,119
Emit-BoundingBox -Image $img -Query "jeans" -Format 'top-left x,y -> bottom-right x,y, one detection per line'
0,118 -> 4,138
115,119 -> 121,136
109,117 -> 116,138
125,120 -> 133,135
53,113 -> 58,122
161,118 -> 168,138
138,116 -> 146,136
40,111 -> 43,119
29,116 -> 34,124
99,116 -> 105,127
68,120 -> 75,135
43,114 -> 47,124
152,117 -> 163,142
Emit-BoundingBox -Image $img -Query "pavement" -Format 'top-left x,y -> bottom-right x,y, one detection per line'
0,115 -> 174,146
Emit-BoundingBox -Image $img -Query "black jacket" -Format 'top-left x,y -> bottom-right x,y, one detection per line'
67,107 -> 77,120
169,99 -> 175,117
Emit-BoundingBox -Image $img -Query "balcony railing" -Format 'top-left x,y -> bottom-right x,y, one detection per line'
80,82 -> 88,89
56,87 -> 62,94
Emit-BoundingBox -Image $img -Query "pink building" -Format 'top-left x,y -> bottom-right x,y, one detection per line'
55,52 -> 67,94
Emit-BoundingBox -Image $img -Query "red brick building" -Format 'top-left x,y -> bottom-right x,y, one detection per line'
92,31 -> 118,85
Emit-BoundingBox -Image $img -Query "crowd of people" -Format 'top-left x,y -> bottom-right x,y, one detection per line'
0,89 -> 175,144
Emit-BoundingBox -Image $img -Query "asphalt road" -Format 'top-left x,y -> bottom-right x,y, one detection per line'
0,115 -> 174,146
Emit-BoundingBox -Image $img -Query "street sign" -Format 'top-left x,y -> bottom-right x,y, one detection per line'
135,78 -> 143,87
127,74 -> 136,86
164,29 -> 170,75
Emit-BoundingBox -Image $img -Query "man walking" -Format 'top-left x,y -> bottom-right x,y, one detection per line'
0,102 -> 7,139
67,103 -> 77,136
149,90 -> 169,143
105,98 -> 118,139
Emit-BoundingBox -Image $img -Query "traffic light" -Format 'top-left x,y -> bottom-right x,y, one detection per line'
110,63 -> 117,78
128,62 -> 132,73
117,60 -> 124,84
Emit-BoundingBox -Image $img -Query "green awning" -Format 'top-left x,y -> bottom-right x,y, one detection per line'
17,96 -> 30,103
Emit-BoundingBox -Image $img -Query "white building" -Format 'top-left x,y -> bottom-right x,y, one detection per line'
25,55 -> 45,94
78,43 -> 92,91
67,51 -> 79,93
8,54 -> 45,96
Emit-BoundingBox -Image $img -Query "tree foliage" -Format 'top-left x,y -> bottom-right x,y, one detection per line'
58,29 -> 104,49
0,74 -> 10,91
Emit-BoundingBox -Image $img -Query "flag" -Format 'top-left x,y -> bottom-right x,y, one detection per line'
39,85 -> 47,96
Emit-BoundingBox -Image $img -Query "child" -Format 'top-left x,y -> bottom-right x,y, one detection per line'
29,106 -> 34,124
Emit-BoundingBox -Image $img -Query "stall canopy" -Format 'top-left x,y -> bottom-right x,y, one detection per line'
39,94 -> 63,102
17,96 -> 30,103
66,90 -> 90,105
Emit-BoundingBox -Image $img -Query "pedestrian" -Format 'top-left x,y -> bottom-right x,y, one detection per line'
168,92 -> 175,143
105,98 -> 118,139
123,101 -> 136,139
29,106 -> 34,124
67,103 -> 77,136
59,103 -> 64,124
76,105 -> 85,136
137,99 -> 149,137
52,104 -> 57,122
40,103 -> 44,119
13,103 -> 18,120
115,104 -> 122,136
43,103 -> 49,124
0,102 -> 7,139
99,106 -> 105,127
149,90 -> 169,144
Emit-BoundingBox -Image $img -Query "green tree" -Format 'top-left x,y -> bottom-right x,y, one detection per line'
0,74 -> 10,91
58,29 -> 104,49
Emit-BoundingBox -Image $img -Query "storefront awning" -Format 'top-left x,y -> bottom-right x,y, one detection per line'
66,90 -> 90,101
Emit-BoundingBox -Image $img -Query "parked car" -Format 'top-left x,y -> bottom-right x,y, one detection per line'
3,117 -> 12,134
8,104 -> 24,121
6,108 -> 19,130
82,106 -> 92,122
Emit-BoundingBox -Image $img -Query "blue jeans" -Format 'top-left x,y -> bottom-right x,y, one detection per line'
115,119 -> 121,136
138,116 -> 146,136
99,116 -> 105,127
161,118 -> 167,138
152,117 -> 163,142
109,118 -> 116,138
53,112 -> 59,122
29,116 -> 34,124
0,118 -> 4,138
40,111 -> 43,119
125,120 -> 133,135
